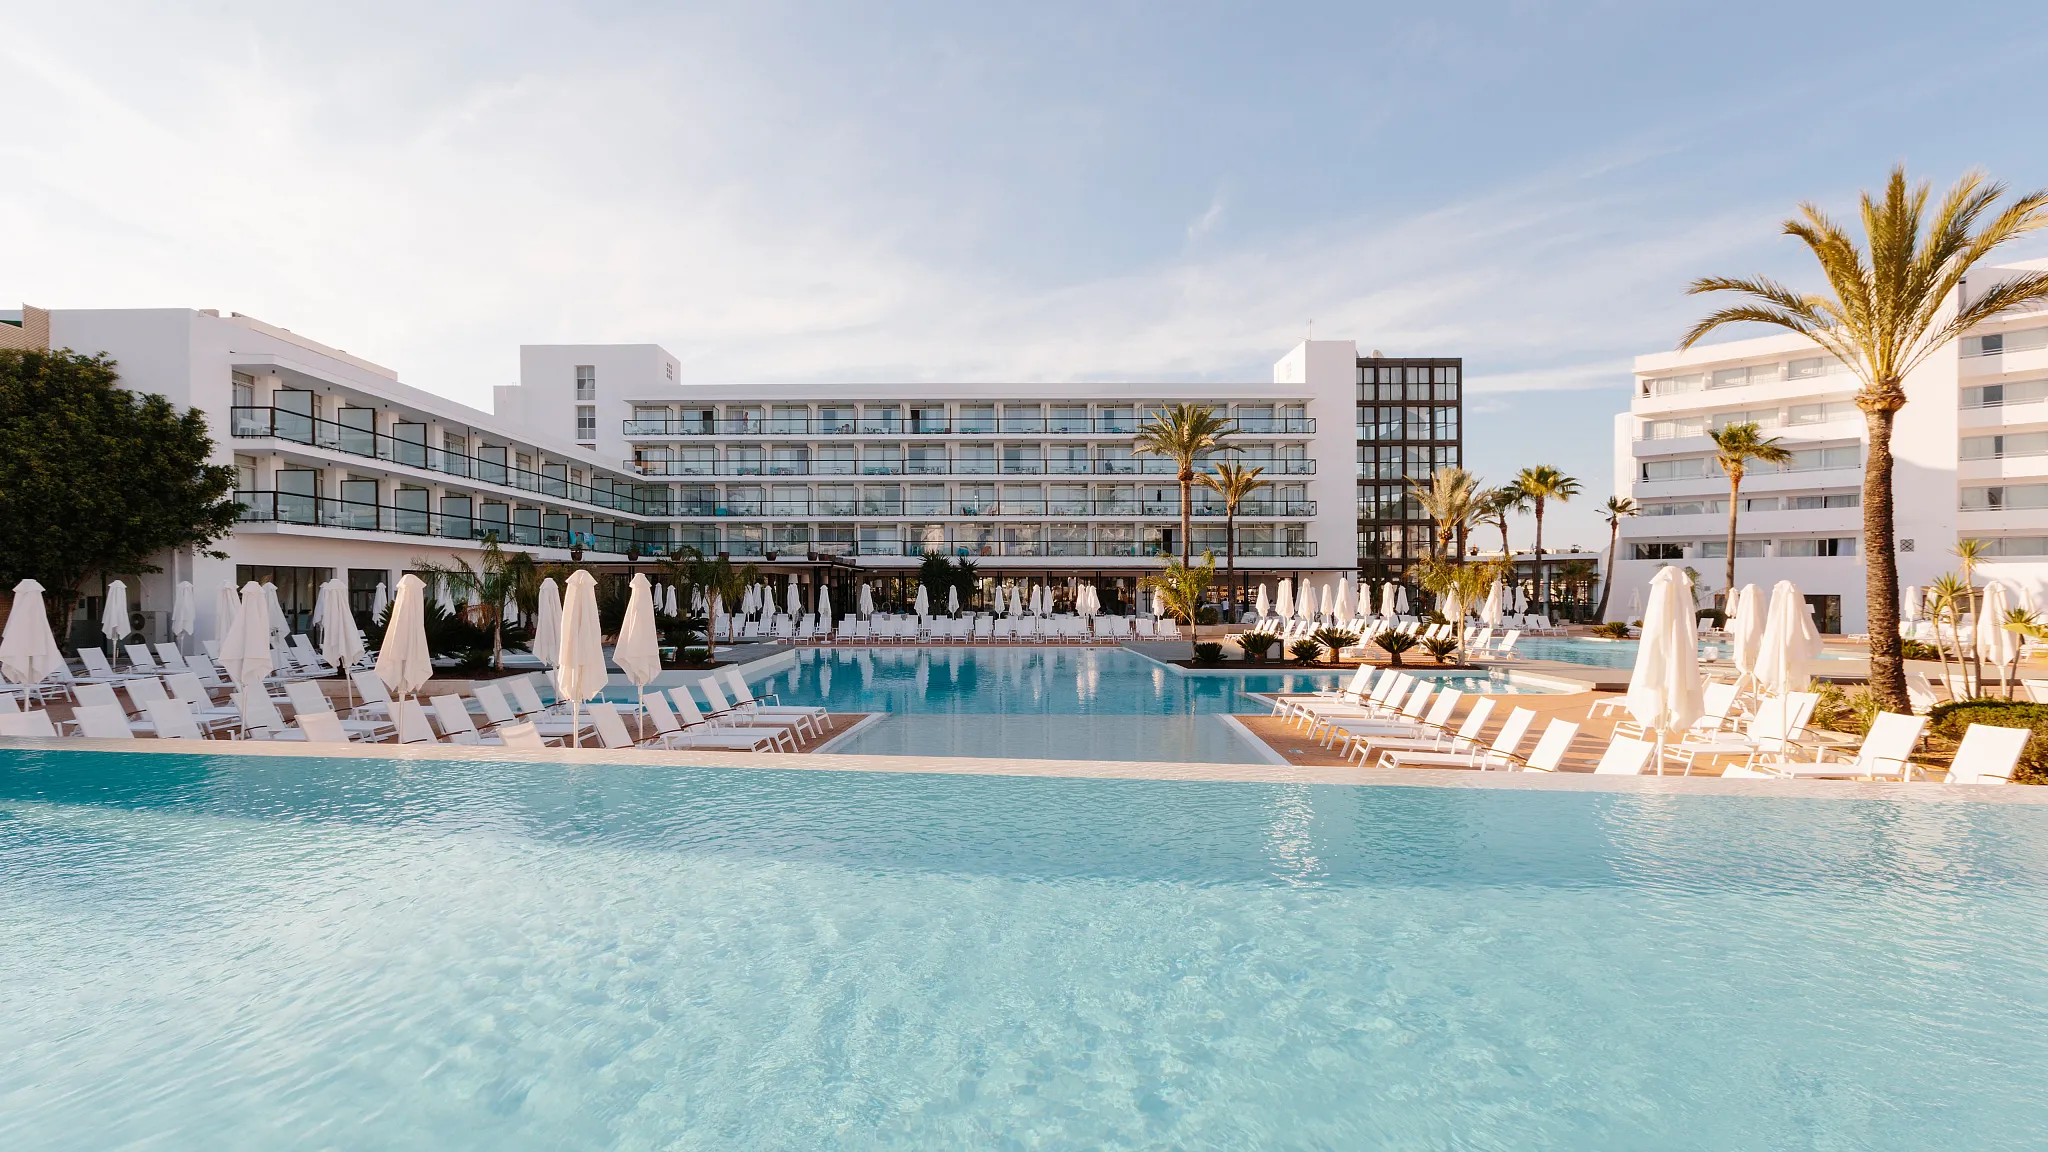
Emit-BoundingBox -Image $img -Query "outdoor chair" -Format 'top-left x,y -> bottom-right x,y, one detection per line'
153,643 -> 188,670
71,703 -> 138,739
1499,718 -> 1581,772
1326,689 -> 1463,755
1376,706 -> 1537,771
1346,697 -> 1496,766
698,678 -> 814,741
430,694 -> 502,745
1590,734 -> 1658,775
1749,711 -> 1930,781
125,644 -> 162,672
295,710 -> 351,744
668,690 -> 797,750
141,699 -> 209,740
1309,681 -> 1435,744
1942,723 -> 2030,784
395,699 -> 441,744
0,710 -> 59,738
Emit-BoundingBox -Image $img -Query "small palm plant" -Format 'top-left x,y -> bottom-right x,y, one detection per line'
1289,638 -> 1325,666
1234,629 -> 1279,662
1924,572 -> 1970,697
1374,629 -> 1419,667
1313,628 -> 1359,665
1191,641 -> 1225,666
413,535 -> 536,671
1422,635 -> 1460,665
1139,553 -> 1217,624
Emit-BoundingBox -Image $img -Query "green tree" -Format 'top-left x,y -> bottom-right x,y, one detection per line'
1681,166 -> 2048,712
0,349 -> 240,642
413,536 -> 536,670
1140,552 -> 1217,625
1199,460 -> 1269,613
917,550 -> 955,610
1515,465 -> 1581,619
1408,466 -> 1482,559
1708,422 -> 1792,599
1133,404 -> 1232,564
1475,484 -> 1526,558
1594,495 -> 1638,622
662,547 -> 759,662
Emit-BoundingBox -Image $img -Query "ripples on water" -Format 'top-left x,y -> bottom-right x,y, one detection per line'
3,748 -> 2045,1149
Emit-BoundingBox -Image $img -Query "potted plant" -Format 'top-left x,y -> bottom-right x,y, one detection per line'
1191,641 -> 1225,666
1313,628 -> 1359,665
1289,638 -> 1324,666
1235,630 -> 1279,663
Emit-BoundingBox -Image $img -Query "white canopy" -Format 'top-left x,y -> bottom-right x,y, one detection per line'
1624,565 -> 1704,739
1727,583 -> 1765,676
262,582 -> 289,640
1378,583 -> 1395,619
1753,580 -> 1822,695
220,581 -> 276,690
1334,577 -> 1354,623
213,579 -> 241,648
1978,581 -> 2019,670
374,574 -> 434,698
100,579 -> 129,646
1,579 -> 67,688
914,585 -> 931,617
614,573 -> 663,691
948,585 -> 961,616
554,570 -> 609,745
1482,580 -> 1504,628
372,581 -> 389,620
170,581 -> 196,641
859,584 -> 875,617
317,579 -> 366,670
1254,584 -> 1271,618
1275,579 -> 1295,620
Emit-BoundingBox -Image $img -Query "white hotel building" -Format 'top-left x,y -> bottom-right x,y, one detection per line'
1608,257 -> 2048,634
10,308 -> 1440,645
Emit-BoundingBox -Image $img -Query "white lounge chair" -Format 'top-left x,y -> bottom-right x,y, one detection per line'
1346,697 -> 1496,766
395,699 -> 441,744
697,678 -> 813,741
142,698 -> 210,740
1750,711 -> 1929,781
1310,681 -> 1436,744
0,710 -> 59,738
1664,692 -> 1819,775
496,720 -> 547,749
430,694 -> 503,745
72,703 -> 138,739
1376,706 -> 1537,771
1501,718 -> 1580,772
1943,723 -> 2029,784
1327,689 -> 1463,756
668,689 -> 797,751
1590,734 -> 1657,775
723,668 -> 831,731
296,710 -> 352,744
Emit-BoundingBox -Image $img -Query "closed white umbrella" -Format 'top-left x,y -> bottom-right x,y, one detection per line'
220,581 -> 276,691
1753,580 -> 1822,696
1626,586 -> 1640,618
740,585 -> 756,617
1378,582 -> 1395,619
100,579 -> 129,652
819,585 -> 833,624
263,582 -> 289,640
915,585 -> 931,618
1031,584 -> 1046,617
1901,585 -> 1922,626
665,585 -> 679,617
318,579 -> 366,671
534,577 -> 563,669
1624,565 -> 1704,756
1,579 -> 67,690
1275,579 -> 1294,620
1482,580 -> 1504,628
214,579 -> 242,648
1727,583 -> 1765,680
859,583 -> 875,617
1335,577 -> 1354,623
374,574 -> 434,699
1150,588 -> 1165,618
948,585 -> 960,617
372,581 -> 389,620
1514,586 -> 1528,614
1254,584 -> 1271,619
616,573 -> 663,730
554,570 -> 609,746
1977,581 -> 2018,673
1396,586 -> 1410,615
1318,582 -> 1334,622
171,581 -> 196,644
787,581 -> 802,618
1442,587 -> 1463,629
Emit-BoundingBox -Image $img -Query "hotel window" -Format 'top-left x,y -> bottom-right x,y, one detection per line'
862,444 -> 902,475
1048,523 -> 1090,556
910,404 -> 948,434
727,446 -> 764,475
1961,433 -> 2048,460
671,447 -> 714,475
907,484 -> 948,515
858,525 -> 900,555
769,405 -> 809,434
769,485 -> 808,514
1049,404 -> 1089,433
1002,523 -> 1042,555
956,484 -> 996,515
724,485 -> 763,515
1095,445 -> 1135,474
442,431 -> 470,476
1000,484 -> 1044,514
574,407 -> 596,442
907,444 -> 949,474
1633,542 -> 1685,560
512,506 -> 541,544
1001,444 -> 1043,474
1697,540 -> 1765,558
440,495 -> 473,541
955,405 -> 996,434
1097,405 -> 1135,433
1779,538 -> 1857,557
574,365 -> 596,400
860,405 -> 901,435
769,445 -> 810,475
1095,485 -> 1135,515
860,484 -> 902,515
1094,523 -> 1135,555
1961,379 -> 2048,409
1000,404 -> 1043,434
1963,484 -> 2048,511
815,404 -> 855,434
908,523 -> 947,553
1048,444 -> 1090,474
956,445 -> 996,475
728,406 -> 763,434
771,524 -> 811,550
675,485 -> 715,514
1049,484 -> 1089,515
815,485 -> 856,515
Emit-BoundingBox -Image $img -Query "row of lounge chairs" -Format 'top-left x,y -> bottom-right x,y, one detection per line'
1270,665 -> 2024,782
821,613 -> 1181,645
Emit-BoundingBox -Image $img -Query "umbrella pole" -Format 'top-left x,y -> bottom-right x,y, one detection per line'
571,700 -> 580,748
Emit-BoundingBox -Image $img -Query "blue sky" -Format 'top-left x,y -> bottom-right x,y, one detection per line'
8,1 -> 2048,547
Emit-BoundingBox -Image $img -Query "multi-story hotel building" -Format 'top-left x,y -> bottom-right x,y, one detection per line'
1608,257 -> 2048,634
11,310 -> 1454,642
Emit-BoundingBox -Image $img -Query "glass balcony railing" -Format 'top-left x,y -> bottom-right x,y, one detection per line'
233,491 -> 657,555
232,407 -> 649,514
630,458 -> 1316,478
621,416 -> 1317,437
707,538 -> 1319,559
640,499 -> 1316,518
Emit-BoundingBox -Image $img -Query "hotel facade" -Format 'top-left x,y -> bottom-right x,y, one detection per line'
1607,257 -> 2048,634
10,308 -> 1462,644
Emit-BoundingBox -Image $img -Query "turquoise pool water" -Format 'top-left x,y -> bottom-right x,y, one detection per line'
1515,636 -> 1861,670
2,748 -> 2043,1148
745,648 -> 1552,762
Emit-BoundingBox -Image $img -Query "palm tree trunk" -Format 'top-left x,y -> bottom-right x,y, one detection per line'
1179,470 -> 1193,565
1224,508 -> 1237,616
1533,500 -> 1547,618
1964,583 -> 1982,697
1724,471 -> 1741,603
1861,388 -> 1908,712
1933,602 -> 1953,703
1595,521 -> 1619,621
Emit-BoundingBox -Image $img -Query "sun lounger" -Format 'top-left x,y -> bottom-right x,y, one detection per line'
1326,689 -> 1463,754
1751,711 -> 1929,781
124,643 -> 162,672
430,694 -> 503,745
724,669 -> 831,730
1614,682 -> 1739,742
1290,672 -> 1410,728
1376,706 -> 1537,771
1499,718 -> 1579,772
153,643 -> 188,670
1346,697 -> 1496,765
668,690 -> 797,751
1309,681 -> 1435,743
1664,692 -> 1818,775
141,699 -> 210,740
495,721 -> 547,750
71,703 -> 138,739
295,710 -> 352,744
395,699 -> 441,744
1590,734 -> 1657,775
0,710 -> 58,738
697,678 -> 813,741
1942,723 -> 2030,784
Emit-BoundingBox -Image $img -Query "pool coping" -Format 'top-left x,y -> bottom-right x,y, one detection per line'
4,737 -> 2043,804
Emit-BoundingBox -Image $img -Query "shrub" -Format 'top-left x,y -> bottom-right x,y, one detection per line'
1195,605 -> 1221,625
1191,641 -> 1225,666
1696,608 -> 1726,628
455,646 -> 493,674
1235,631 -> 1279,660
1809,679 -> 1879,737
1289,638 -> 1325,665
1374,630 -> 1418,667
1899,638 -> 1944,661
1422,635 -> 1460,664
1314,628 -> 1359,664
1423,609 -> 1448,626
1927,700 -> 2048,784
1592,621 -> 1631,640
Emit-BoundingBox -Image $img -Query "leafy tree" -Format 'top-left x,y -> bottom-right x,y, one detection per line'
1139,552 -> 1216,624
1408,466 -> 1481,558
1198,460 -> 1269,614
1594,496 -> 1638,622
917,551 -> 955,609
413,536 -> 536,670
1708,423 -> 1792,599
0,349 -> 239,642
1133,404 -> 1231,564
1681,166 -> 2048,712
1475,485 -> 1525,558
952,558 -> 979,612
662,547 -> 759,661
1515,465 -> 1581,619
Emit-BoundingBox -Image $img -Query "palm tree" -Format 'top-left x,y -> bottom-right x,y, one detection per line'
1515,465 -> 1581,618
1954,537 -> 1989,696
1925,571 -> 1969,699
1133,404 -> 1232,564
1199,460 -> 1269,613
1556,559 -> 1598,619
663,547 -> 759,662
413,535 -> 535,670
1594,496 -> 1638,622
1139,553 -> 1217,624
1475,485 -> 1525,558
1408,466 -> 1482,559
1708,422 -> 1792,601
1681,167 -> 2048,712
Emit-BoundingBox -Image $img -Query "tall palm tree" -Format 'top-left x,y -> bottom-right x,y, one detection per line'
1408,466 -> 1481,559
662,547 -> 759,662
413,535 -> 536,670
1133,403 -> 1232,564
1475,485 -> 1525,559
1594,495 -> 1637,621
1708,422 -> 1792,601
1199,460 -> 1269,612
1954,537 -> 1989,696
1681,166 -> 2048,711
1515,465 -> 1581,618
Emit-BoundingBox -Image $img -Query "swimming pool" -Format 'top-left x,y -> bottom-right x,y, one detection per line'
3,748 -> 2042,1148
1515,636 -> 1862,670
752,648 -> 1555,762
